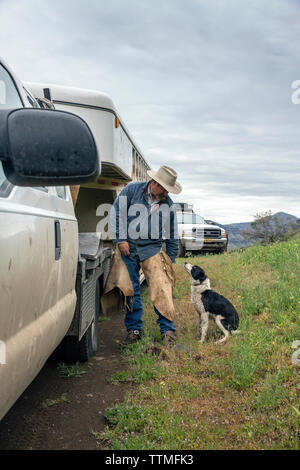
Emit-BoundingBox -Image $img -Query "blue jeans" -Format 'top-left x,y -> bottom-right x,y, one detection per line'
121,248 -> 176,335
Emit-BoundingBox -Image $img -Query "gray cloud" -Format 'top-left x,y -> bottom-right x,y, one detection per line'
0,0 -> 299,223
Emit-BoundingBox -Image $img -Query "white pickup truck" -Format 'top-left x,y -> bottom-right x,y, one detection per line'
176,205 -> 228,256
0,59 -> 151,420
0,57 -> 108,420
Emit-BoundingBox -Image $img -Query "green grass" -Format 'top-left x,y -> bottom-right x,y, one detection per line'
111,335 -> 167,385
40,393 -> 69,409
252,369 -> 291,412
219,326 -> 275,390
109,370 -> 132,385
57,361 -> 86,378
95,238 -> 300,450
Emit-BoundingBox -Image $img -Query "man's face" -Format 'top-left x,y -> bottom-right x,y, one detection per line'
150,180 -> 169,201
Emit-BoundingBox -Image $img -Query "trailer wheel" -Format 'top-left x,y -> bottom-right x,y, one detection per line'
60,279 -> 100,363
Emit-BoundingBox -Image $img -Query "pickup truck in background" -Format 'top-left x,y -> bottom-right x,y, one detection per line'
0,59 -> 151,420
175,203 -> 228,256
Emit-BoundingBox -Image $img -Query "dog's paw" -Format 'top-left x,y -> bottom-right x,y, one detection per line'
215,338 -> 227,345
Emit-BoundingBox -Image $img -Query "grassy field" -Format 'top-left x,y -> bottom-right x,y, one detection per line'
95,236 -> 300,450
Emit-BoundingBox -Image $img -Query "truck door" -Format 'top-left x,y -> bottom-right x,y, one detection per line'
0,170 -> 77,419
51,185 -> 79,322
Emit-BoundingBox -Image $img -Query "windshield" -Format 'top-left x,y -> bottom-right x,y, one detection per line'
177,213 -> 205,224
0,64 -> 23,108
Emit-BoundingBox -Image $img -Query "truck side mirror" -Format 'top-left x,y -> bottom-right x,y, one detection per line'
0,108 -> 100,186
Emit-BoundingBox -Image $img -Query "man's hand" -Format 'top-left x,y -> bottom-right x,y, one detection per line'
118,242 -> 130,256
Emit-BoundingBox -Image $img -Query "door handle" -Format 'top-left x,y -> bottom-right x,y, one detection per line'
54,220 -> 61,260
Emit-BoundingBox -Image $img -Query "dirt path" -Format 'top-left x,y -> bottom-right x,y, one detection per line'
0,311 -> 132,450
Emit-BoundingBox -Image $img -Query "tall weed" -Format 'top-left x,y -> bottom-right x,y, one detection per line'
224,327 -> 274,390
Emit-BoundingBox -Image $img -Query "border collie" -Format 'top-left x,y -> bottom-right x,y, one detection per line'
184,263 -> 240,344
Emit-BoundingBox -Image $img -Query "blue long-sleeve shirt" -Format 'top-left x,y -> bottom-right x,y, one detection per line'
110,181 -> 179,262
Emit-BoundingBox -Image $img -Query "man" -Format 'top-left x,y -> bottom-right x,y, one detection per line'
110,165 -> 182,346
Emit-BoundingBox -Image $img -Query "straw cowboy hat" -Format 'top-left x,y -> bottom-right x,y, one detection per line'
147,165 -> 182,194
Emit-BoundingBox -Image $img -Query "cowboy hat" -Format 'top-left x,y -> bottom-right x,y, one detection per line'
147,165 -> 182,194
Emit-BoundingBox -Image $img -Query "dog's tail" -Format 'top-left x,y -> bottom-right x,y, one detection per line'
231,330 -> 242,336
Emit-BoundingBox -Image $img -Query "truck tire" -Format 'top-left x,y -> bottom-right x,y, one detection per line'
60,279 -> 100,363
178,241 -> 186,257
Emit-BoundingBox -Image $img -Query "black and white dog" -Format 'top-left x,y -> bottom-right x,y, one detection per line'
184,263 -> 240,344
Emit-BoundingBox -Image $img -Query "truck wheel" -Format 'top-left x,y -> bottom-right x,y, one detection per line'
178,241 -> 186,257
60,279 -> 100,363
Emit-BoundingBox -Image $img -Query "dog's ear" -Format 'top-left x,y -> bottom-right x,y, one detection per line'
191,266 -> 206,282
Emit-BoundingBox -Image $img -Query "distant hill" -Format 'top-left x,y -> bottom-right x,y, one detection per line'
205,212 -> 300,250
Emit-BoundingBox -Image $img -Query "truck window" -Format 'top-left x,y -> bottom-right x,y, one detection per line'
0,162 -> 5,188
177,213 -> 205,224
23,87 -> 39,108
0,162 -> 48,197
54,186 -> 67,199
0,162 -> 12,197
0,64 -> 23,108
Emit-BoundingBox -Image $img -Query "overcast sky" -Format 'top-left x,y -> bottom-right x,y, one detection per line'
0,0 -> 299,223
